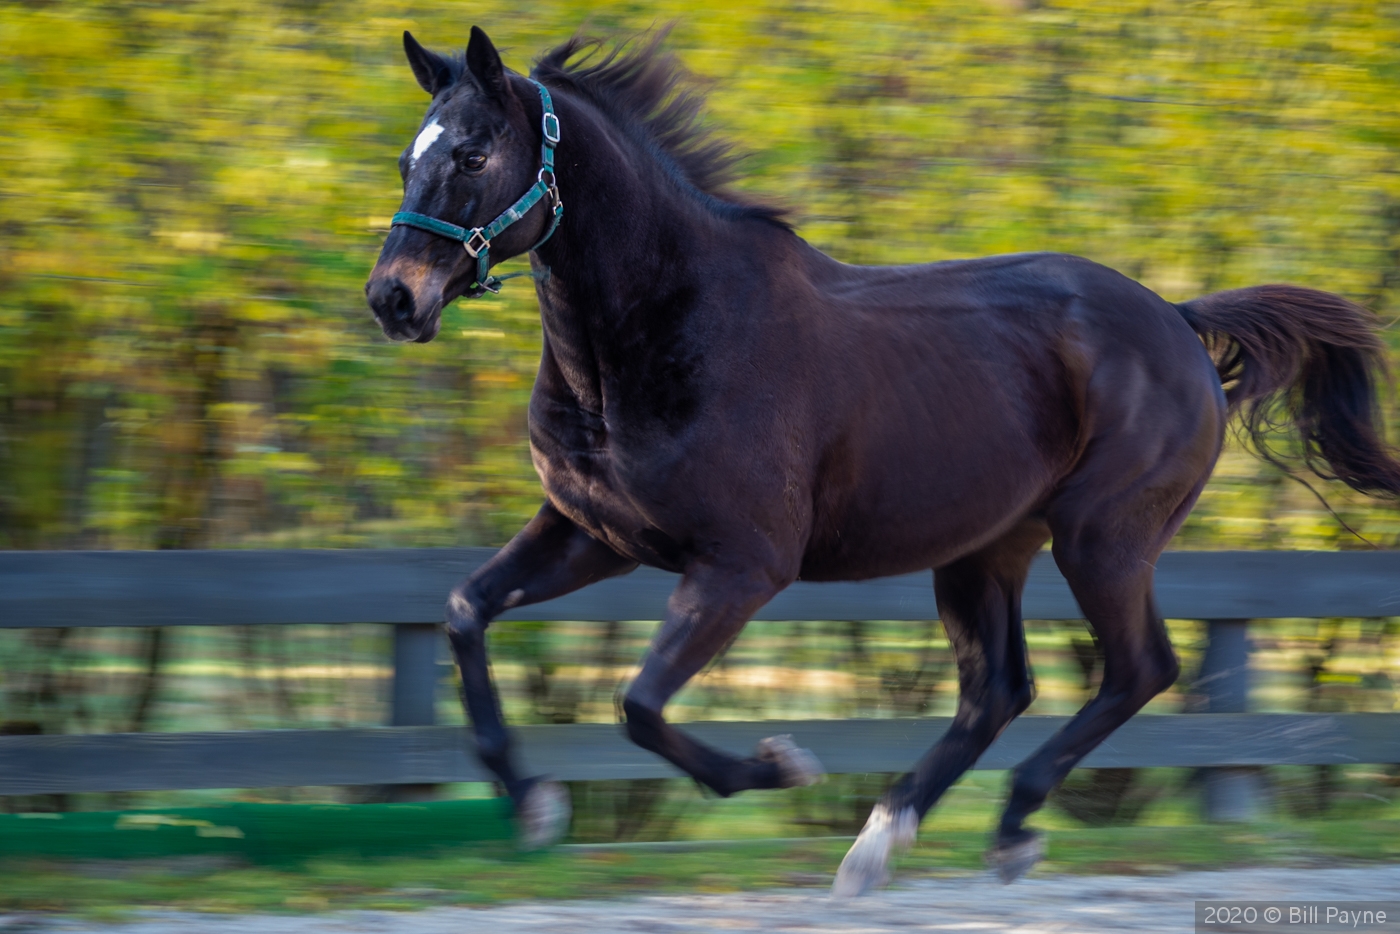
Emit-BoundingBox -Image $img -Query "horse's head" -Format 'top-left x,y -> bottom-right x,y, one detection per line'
366,27 -> 553,343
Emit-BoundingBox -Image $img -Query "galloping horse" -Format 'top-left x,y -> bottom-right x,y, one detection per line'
365,27 -> 1400,895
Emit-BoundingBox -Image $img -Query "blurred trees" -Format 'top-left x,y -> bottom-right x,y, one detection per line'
3,0 -> 1400,551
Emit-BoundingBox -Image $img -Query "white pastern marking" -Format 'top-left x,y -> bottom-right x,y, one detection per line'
411,120 -> 445,163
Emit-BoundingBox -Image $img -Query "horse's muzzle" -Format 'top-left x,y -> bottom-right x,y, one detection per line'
365,275 -> 440,343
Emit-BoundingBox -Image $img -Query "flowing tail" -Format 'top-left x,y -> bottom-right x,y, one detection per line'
1175,284 -> 1400,497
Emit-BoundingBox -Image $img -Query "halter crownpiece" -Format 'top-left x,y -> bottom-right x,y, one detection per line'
391,78 -> 563,294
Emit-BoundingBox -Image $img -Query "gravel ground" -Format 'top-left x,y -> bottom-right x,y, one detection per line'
11,865 -> 1400,933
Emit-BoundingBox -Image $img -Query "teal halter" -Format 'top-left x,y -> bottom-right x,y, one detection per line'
390,78 -> 563,294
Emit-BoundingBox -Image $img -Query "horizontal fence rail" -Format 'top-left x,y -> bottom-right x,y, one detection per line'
6,548 -> 1400,627
1,715 -> 1395,796
1,549 -> 1398,798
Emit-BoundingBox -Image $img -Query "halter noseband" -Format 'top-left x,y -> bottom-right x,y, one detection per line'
390,78 -> 563,295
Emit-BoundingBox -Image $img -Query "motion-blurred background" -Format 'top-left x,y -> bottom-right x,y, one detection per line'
1,0 -> 1397,852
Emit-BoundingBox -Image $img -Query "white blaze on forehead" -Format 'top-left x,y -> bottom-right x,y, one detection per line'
411,119 -> 445,163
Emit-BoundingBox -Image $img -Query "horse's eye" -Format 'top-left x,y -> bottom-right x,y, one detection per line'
460,153 -> 487,172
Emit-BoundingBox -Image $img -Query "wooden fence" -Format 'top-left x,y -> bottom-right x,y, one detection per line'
2,550 -> 1398,815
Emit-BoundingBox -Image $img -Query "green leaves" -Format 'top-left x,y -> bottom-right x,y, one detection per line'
2,1 -> 1398,549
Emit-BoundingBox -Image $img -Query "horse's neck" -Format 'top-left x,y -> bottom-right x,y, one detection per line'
531,96 -> 721,412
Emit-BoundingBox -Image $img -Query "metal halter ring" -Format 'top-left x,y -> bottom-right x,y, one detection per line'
464,228 -> 490,258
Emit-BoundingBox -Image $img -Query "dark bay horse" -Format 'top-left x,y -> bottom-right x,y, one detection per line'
365,27 -> 1400,895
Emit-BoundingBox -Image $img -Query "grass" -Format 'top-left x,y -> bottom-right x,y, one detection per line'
4,766 -> 1397,918
4,816 -> 1398,919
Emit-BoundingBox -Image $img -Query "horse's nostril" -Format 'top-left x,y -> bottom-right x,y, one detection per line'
367,277 -> 416,325
388,284 -> 414,323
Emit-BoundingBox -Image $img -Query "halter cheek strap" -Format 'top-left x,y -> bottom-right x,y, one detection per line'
390,79 -> 563,294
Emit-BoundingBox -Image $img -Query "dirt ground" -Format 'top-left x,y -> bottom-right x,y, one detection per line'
8,864 -> 1397,933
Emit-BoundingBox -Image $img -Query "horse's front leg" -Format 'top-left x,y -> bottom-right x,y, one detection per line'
622,560 -> 824,797
445,502 -> 637,846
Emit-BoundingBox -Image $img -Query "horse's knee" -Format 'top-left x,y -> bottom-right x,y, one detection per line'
444,588 -> 487,645
621,695 -> 664,752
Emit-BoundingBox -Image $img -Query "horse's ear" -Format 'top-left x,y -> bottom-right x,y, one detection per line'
466,26 -> 507,102
403,31 -> 453,95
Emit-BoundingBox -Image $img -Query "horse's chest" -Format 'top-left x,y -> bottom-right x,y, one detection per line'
528,407 -> 686,570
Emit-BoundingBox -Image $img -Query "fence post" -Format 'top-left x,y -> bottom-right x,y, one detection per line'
1199,618 -> 1261,821
388,623 -> 442,801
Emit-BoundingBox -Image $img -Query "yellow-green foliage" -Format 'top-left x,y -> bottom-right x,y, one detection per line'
2,1 -> 1398,549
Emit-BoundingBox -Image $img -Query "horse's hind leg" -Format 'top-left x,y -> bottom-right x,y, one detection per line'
622,560 -> 823,797
832,520 -> 1047,897
989,476 -> 1205,881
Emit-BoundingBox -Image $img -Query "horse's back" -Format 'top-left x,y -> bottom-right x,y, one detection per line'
817,250 -> 1184,334
806,248 -> 1216,408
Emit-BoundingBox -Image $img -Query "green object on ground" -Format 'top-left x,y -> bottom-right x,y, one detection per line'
3,819 -> 1399,918
0,798 -> 514,863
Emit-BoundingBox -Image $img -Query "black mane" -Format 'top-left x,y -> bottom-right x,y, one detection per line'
531,32 -> 790,228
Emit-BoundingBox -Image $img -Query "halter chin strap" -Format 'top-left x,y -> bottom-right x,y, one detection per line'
390,78 -> 563,295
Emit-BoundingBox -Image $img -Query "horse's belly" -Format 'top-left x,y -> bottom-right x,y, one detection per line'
798,512 -> 1034,581
797,445 -> 1054,581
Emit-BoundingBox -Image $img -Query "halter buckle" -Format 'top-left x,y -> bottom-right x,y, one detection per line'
541,112 -> 561,146
463,228 -> 490,258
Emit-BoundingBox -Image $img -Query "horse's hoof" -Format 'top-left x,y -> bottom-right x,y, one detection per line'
987,832 -> 1043,883
517,779 -> 571,850
755,734 -> 824,788
830,803 -> 918,898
